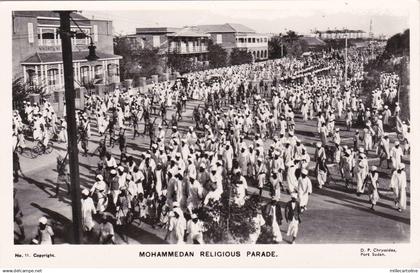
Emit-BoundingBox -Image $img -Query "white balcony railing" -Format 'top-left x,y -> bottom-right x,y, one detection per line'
236,42 -> 267,48
169,46 -> 209,54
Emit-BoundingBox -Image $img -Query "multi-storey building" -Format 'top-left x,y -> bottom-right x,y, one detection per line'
315,29 -> 366,40
12,11 -> 121,94
131,26 -> 210,62
194,23 -> 269,61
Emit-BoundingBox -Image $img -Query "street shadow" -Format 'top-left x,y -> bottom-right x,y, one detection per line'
44,179 -> 73,205
377,191 -> 411,206
123,224 -> 168,244
325,199 -> 410,225
30,202 -> 73,243
312,185 -> 409,211
21,176 -> 55,197
50,144 -> 67,152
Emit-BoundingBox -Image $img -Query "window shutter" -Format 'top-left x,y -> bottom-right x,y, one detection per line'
28,23 -> 34,44
93,25 -> 98,42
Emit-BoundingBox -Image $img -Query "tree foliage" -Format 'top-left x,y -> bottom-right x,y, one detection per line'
207,40 -> 228,68
268,35 -> 284,59
382,29 -> 409,59
197,182 -> 262,244
166,50 -> 194,74
12,77 -> 28,111
229,48 -> 253,66
267,31 -> 305,58
12,77 -> 47,110
113,35 -> 163,81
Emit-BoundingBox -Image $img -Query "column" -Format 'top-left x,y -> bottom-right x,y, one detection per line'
35,66 -> 38,85
39,28 -> 43,46
23,65 -> 27,83
54,28 -> 57,46
39,65 -> 44,85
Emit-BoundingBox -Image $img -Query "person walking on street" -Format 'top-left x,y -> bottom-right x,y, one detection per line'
186,214 -> 204,244
390,141 -> 403,171
264,197 -> 283,243
81,189 -> 97,237
98,214 -> 115,244
364,166 -> 380,211
284,193 -> 301,244
390,163 -> 407,212
14,189 -> 25,242
55,155 -> 70,197
32,217 -> 54,245
298,169 -> 312,211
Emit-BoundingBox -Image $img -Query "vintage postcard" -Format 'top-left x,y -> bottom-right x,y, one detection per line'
0,0 -> 419,269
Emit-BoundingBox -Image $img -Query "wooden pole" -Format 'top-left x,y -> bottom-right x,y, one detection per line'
58,11 -> 83,244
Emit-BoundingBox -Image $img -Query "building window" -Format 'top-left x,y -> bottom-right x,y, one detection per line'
107,63 -> 119,77
42,32 -> 55,46
26,69 -> 36,86
252,38 -> 256,43
47,69 -> 59,86
153,35 -> 160,47
107,64 -> 114,77
216,34 -> 222,44
248,38 -> 252,43
80,66 -> 90,84
70,27 -> 90,46
28,23 -> 34,44
264,38 -> 267,42
95,65 -> 103,79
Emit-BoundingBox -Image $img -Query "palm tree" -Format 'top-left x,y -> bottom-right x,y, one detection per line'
12,77 -> 47,110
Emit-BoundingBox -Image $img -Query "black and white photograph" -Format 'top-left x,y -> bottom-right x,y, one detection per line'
10,1 -> 412,248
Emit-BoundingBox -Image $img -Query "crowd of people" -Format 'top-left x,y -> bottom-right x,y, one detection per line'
13,45 -> 410,245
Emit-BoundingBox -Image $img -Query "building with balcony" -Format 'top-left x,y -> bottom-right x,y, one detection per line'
315,29 -> 366,40
12,11 -> 122,95
194,23 -> 269,61
131,26 -> 210,63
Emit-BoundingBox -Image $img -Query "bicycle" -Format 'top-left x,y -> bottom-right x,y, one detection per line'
31,140 -> 53,158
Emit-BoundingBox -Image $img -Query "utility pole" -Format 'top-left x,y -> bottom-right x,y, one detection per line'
58,11 -> 83,244
344,34 -> 348,85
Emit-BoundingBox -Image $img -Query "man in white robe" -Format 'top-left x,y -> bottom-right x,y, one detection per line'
297,169 -> 312,211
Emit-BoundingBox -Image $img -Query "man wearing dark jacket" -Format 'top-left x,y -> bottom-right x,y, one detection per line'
284,192 -> 301,244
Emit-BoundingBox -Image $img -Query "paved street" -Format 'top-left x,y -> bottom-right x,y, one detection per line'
14,95 -> 410,244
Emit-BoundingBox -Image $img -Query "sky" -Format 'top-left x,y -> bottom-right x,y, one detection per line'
81,0 -> 410,38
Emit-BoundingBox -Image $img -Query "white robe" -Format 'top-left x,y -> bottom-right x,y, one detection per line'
298,177 -> 312,207
287,166 -> 298,193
